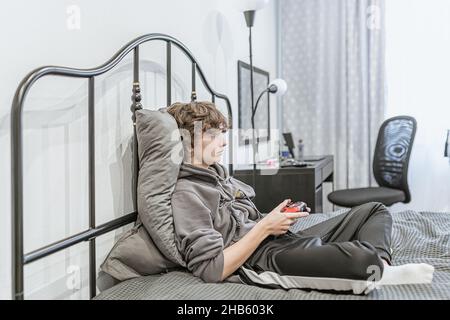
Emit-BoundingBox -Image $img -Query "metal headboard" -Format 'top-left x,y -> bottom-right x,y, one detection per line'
10,33 -> 233,300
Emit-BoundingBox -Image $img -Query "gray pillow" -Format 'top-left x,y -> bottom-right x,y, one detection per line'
100,108 -> 185,282
135,108 -> 185,266
99,222 -> 179,282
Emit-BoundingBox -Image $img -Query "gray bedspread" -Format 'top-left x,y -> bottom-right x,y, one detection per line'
95,209 -> 450,300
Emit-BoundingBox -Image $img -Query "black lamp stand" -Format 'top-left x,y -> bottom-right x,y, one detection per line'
244,10 -> 259,193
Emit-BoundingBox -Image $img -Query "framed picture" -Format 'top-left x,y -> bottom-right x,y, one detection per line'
237,60 -> 270,146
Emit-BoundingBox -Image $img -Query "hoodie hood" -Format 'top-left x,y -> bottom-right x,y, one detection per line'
178,162 -> 253,203
179,163 -> 229,184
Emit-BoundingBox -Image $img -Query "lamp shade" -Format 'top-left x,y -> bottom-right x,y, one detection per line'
236,0 -> 269,12
268,78 -> 288,97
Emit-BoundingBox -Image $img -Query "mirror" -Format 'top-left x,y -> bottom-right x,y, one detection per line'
237,60 -> 270,146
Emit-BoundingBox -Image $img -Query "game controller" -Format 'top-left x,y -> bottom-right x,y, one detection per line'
282,201 -> 308,213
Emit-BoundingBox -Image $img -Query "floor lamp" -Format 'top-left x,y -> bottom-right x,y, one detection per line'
240,0 -> 288,192
241,3 -> 265,191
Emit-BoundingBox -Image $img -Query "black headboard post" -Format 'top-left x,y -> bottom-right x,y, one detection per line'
166,42 -> 172,106
88,75 -> 97,299
192,62 -> 197,94
10,34 -> 233,300
131,47 -> 142,212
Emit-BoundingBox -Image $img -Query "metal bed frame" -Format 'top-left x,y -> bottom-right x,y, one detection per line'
11,33 -> 233,300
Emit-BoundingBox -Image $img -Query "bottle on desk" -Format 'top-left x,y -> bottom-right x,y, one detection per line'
280,145 -> 291,160
297,139 -> 305,162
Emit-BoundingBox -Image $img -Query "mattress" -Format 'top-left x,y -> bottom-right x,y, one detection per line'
94,209 -> 450,300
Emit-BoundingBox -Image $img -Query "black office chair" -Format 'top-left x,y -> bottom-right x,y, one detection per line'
328,116 -> 417,208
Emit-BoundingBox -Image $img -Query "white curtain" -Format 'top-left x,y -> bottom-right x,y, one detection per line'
280,0 -> 386,190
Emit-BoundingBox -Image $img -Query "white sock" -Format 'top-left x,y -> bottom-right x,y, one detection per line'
377,263 -> 435,286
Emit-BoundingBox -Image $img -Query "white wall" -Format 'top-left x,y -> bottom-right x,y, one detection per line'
385,0 -> 450,213
0,0 -> 279,299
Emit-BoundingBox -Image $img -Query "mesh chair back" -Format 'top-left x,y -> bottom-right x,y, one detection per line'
373,116 -> 417,203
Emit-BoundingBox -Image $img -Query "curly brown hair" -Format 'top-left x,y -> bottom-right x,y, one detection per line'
167,101 -> 229,147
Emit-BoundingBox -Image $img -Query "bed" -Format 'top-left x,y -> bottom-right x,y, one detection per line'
10,34 -> 450,300
94,209 -> 450,300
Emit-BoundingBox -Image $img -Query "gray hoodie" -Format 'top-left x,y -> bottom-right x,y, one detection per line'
171,163 -> 264,283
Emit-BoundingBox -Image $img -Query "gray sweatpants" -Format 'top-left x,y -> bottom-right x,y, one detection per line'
243,202 -> 393,283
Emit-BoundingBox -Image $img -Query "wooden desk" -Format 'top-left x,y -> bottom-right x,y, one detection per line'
233,155 -> 334,213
